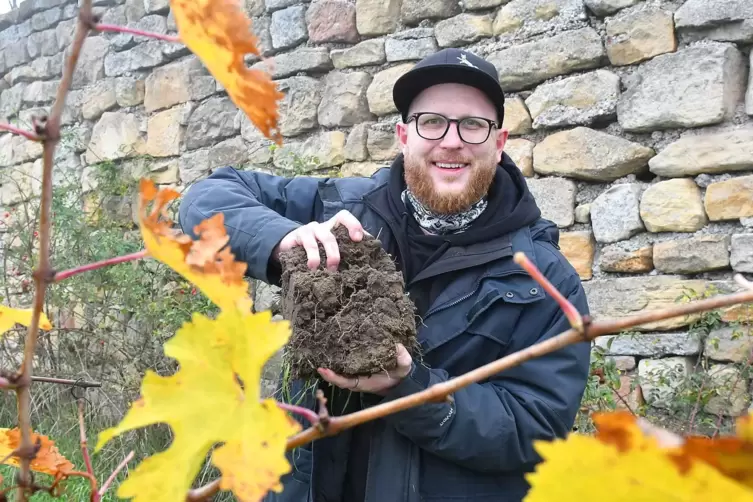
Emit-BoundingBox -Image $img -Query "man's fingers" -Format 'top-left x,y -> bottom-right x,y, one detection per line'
313,226 -> 341,271
317,368 -> 352,388
333,210 -> 366,242
297,227 -> 322,270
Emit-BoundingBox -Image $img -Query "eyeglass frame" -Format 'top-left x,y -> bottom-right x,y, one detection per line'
405,112 -> 501,145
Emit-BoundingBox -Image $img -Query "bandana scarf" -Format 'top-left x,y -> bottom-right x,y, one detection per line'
401,188 -> 487,235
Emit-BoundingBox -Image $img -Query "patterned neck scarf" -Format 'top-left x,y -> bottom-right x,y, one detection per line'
401,188 -> 488,235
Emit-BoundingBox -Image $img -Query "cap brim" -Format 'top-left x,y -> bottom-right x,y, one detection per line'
393,65 -> 505,121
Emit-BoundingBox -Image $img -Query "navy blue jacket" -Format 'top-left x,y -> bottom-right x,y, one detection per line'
178,155 -> 592,502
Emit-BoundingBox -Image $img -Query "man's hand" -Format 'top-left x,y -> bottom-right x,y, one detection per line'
272,210 -> 367,271
317,343 -> 413,395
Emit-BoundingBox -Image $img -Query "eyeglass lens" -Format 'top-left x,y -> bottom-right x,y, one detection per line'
415,113 -> 492,144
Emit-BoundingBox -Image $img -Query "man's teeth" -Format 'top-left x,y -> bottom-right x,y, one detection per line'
435,162 -> 466,169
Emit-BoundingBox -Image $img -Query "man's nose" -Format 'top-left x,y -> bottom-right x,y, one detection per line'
439,123 -> 464,149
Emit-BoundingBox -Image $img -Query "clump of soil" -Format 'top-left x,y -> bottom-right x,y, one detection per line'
278,225 -> 419,380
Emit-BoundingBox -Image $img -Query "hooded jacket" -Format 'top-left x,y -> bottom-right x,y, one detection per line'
178,152 -> 592,502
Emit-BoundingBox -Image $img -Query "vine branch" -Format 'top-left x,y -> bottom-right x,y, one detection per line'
186,265 -> 753,501
52,249 -> 148,282
0,123 -> 41,141
93,23 -> 181,43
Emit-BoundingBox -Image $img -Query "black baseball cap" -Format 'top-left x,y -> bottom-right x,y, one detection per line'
392,48 -> 506,125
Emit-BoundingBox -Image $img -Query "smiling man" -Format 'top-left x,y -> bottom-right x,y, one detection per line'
178,48 -> 591,502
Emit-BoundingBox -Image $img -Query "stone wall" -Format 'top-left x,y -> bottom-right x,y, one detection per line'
1,0 -> 753,424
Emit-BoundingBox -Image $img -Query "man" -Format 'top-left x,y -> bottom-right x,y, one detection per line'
178,48 -> 591,502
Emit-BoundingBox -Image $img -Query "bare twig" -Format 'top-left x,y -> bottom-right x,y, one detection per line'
0,123 -> 41,141
15,0 -> 94,497
0,376 -> 10,389
98,450 -> 134,499
31,376 -> 101,387
52,250 -> 148,282
93,22 -> 181,42
276,401 -> 319,426
78,399 -> 94,481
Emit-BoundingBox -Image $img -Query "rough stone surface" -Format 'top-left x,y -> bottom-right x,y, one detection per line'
331,39 -> 385,69
385,29 -> 437,62
319,71 -> 373,127
493,0 -> 586,38
525,70 -> 620,129
503,96 -> 533,135
574,203 -> 590,224
341,161 -> 384,177
69,36 -> 109,89
115,76 -> 145,107
367,63 -> 414,115
584,0 -> 641,16
270,5 -> 308,50
85,111 -> 146,164
463,0 -> 504,9
730,234 -> 753,273
306,0 -> 358,43
705,326 -> 753,363
675,0 -> 753,30
355,0 -> 400,36
273,131 -> 346,170
488,27 -> 606,92
617,43 -> 747,132
599,244 -> 653,273
146,106 -> 183,157
649,128 -> 753,177
704,175 -> 753,221
590,183 -> 644,243
504,139 -> 533,177
81,80 -> 117,120
559,231 -> 595,280
435,14 -> 493,48
653,235 -> 730,274
638,357 -> 693,409
366,126 -> 399,161
526,177 -> 576,228
401,0 -> 459,25
256,47 -> 332,79
595,332 -> 703,357
344,123 -> 369,161
185,97 -> 239,150
606,6 -> 677,66
704,364 -> 751,416
639,178 -> 707,232
144,58 -> 206,112
608,356 -> 637,371
533,127 -> 654,181
278,76 -> 322,137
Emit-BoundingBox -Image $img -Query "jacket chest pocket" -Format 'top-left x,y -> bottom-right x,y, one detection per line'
463,275 -> 545,351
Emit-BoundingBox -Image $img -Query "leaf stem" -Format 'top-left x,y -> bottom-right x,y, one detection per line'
97,450 -> 134,500
77,399 -> 94,482
0,123 -> 41,141
93,23 -> 181,42
53,250 -> 148,282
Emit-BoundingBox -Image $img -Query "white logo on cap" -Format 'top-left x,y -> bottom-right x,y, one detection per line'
457,53 -> 478,69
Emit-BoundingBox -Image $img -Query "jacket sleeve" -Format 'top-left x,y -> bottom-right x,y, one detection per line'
177,166 -> 325,284
366,271 -> 591,473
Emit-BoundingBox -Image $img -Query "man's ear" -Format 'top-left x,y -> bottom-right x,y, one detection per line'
496,127 -> 509,160
396,121 -> 409,151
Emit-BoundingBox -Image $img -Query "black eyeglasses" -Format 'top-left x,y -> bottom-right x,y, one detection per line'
406,112 -> 499,144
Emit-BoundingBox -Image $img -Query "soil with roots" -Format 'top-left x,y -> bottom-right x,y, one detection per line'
278,225 -> 419,381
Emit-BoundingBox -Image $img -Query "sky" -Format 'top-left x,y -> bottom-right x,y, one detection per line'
0,0 -> 27,16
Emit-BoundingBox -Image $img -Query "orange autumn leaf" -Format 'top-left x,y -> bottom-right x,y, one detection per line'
95,308 -> 301,502
524,411 -> 753,501
0,427 -> 74,476
138,179 -> 252,313
0,305 -> 52,339
670,414 -> 753,489
170,0 -> 283,143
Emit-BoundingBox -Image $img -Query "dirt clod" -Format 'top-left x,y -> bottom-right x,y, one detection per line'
279,226 -> 419,380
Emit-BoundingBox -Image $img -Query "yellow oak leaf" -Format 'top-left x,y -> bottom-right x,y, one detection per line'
0,427 -> 74,476
138,179 -> 253,313
524,411 -> 753,501
170,0 -> 283,143
94,308 -> 301,502
0,305 -> 52,339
